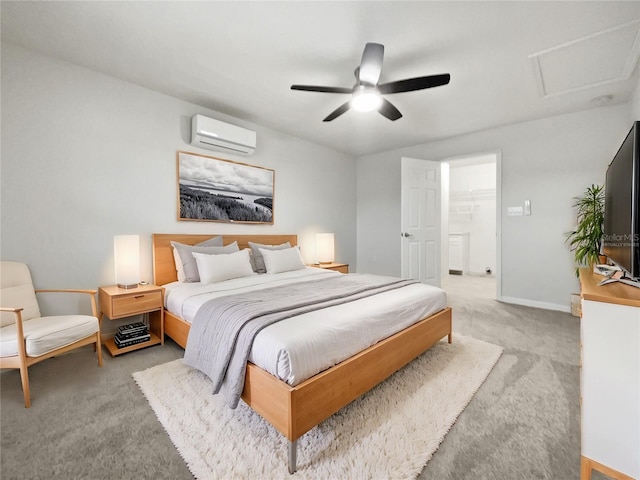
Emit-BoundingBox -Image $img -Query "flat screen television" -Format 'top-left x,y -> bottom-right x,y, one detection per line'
602,120 -> 640,283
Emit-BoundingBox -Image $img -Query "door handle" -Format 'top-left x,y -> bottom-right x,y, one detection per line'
402,232 -> 412,238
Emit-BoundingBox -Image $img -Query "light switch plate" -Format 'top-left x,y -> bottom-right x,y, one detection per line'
508,206 -> 523,216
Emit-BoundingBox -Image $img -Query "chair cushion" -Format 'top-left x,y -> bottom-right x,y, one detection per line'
0,315 -> 99,357
0,262 -> 40,326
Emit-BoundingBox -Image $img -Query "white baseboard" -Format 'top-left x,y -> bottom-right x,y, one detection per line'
498,296 -> 571,314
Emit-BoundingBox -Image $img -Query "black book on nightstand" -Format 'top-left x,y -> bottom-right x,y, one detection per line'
115,327 -> 148,340
118,321 -> 147,334
114,332 -> 151,348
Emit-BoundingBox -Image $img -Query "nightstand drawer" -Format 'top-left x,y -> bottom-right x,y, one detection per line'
111,292 -> 162,317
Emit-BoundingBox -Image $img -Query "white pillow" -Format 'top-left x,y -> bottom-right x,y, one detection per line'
192,249 -> 254,284
248,241 -> 291,273
171,237 -> 235,282
259,246 -> 306,274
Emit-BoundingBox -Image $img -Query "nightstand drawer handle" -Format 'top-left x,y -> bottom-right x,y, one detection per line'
134,295 -> 144,299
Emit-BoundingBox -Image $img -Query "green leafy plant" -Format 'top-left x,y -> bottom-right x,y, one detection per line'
566,184 -> 605,275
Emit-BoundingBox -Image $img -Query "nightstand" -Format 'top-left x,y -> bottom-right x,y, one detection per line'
98,284 -> 164,357
310,263 -> 349,274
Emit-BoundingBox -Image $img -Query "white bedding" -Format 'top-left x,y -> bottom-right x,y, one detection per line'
164,268 -> 447,386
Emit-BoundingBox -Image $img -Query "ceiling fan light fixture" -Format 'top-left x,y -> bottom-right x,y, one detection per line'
351,88 -> 382,112
291,42 -> 450,121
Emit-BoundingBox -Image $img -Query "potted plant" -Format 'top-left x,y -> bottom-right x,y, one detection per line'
566,184 -> 605,275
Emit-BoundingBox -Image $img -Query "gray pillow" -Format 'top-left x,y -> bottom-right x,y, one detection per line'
192,236 -> 224,247
248,241 -> 291,273
171,237 -> 239,282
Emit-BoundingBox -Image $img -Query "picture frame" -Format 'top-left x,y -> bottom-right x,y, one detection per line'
177,151 -> 275,224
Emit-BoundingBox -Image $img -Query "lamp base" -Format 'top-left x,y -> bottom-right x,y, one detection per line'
318,261 -> 333,265
117,283 -> 139,289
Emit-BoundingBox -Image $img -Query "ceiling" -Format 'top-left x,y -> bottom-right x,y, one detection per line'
2,1 -> 639,156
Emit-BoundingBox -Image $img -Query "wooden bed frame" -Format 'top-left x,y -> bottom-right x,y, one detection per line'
152,233 -> 453,473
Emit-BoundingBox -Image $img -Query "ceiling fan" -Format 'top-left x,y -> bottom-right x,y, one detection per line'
291,42 -> 450,122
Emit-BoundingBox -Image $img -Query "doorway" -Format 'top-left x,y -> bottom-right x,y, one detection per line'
442,153 -> 499,299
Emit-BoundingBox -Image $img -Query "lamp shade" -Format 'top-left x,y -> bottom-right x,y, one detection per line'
114,235 -> 140,289
316,233 -> 335,264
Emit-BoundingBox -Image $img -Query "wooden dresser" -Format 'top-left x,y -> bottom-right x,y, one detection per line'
579,268 -> 640,480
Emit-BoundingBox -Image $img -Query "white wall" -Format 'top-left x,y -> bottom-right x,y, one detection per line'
356,152 -> 402,277
0,43 -> 357,316
357,103 -> 631,310
631,76 -> 640,121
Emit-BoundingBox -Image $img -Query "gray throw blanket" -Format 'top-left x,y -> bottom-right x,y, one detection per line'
183,273 -> 416,408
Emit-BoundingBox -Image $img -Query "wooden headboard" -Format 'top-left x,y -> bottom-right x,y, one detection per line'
152,233 -> 298,286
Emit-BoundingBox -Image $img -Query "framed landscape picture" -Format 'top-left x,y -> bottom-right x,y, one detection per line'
177,151 -> 275,224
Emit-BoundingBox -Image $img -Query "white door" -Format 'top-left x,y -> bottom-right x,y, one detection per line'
401,157 -> 442,286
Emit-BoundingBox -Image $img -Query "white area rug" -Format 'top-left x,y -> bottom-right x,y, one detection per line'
133,335 -> 502,479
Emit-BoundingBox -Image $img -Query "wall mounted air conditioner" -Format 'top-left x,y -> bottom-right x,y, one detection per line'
190,114 -> 256,155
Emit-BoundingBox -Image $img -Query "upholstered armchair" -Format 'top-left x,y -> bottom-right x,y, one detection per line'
0,261 -> 102,407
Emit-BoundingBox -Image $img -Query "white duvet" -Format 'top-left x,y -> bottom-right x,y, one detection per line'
164,267 -> 447,386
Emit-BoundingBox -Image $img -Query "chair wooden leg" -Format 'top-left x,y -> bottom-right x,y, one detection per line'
96,333 -> 103,367
19,361 -> 31,408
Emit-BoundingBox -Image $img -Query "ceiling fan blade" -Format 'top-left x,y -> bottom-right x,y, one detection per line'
358,42 -> 384,86
291,85 -> 353,94
323,102 -> 351,122
378,98 -> 402,121
378,74 -> 451,94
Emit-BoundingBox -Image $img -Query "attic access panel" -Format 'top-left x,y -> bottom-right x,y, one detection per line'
530,20 -> 640,97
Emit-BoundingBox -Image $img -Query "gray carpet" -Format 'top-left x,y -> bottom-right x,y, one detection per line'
419,275 -> 581,480
1,275 -> 582,480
